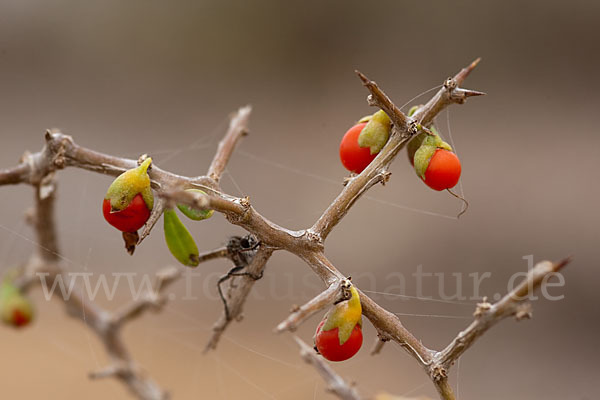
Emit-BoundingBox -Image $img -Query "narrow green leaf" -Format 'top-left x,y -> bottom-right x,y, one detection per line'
163,209 -> 200,267
176,189 -> 214,221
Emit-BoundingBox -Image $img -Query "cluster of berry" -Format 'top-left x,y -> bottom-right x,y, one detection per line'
339,109 -> 462,191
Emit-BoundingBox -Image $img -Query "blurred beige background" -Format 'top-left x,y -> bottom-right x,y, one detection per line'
1,1 -> 598,399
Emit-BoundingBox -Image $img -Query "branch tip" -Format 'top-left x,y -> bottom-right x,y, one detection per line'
554,256 -> 572,271
461,88 -> 486,97
207,105 -> 253,182
453,57 -> 482,86
355,70 -> 370,85
470,57 -> 482,70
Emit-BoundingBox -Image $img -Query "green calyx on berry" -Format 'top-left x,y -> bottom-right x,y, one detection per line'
357,115 -> 372,124
407,131 -> 427,165
413,131 -> 453,180
105,157 -> 154,212
357,110 -> 392,155
177,189 -> 214,221
163,208 -> 200,267
0,280 -> 34,328
321,284 -> 362,345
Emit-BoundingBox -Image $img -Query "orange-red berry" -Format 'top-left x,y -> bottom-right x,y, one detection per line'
339,122 -> 376,174
11,309 -> 31,327
103,193 -> 151,232
423,149 -> 462,191
102,158 -> 154,233
315,318 -> 363,362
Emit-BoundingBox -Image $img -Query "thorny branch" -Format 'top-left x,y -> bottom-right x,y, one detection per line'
435,258 -> 571,370
207,105 -> 252,182
0,60 -> 570,400
15,174 -> 179,400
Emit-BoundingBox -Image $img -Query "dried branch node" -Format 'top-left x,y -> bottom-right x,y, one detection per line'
514,303 -> 533,321
473,297 -> 492,318
431,365 -> 449,382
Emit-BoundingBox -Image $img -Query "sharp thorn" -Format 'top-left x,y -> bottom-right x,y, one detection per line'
355,70 -> 369,84
554,256 -> 573,271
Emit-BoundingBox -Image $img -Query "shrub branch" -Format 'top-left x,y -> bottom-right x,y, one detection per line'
0,60 -> 570,400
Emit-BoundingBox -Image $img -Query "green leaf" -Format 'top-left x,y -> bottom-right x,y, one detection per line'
163,209 -> 200,267
177,189 -> 214,221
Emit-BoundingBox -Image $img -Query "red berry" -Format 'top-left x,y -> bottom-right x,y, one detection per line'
339,122 -> 376,174
423,149 -> 462,191
12,309 -> 30,327
315,319 -> 363,362
103,193 -> 151,232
